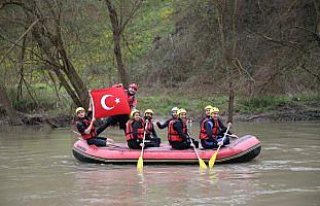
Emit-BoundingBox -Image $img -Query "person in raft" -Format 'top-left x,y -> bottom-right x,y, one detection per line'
168,108 -> 199,150
156,106 -> 179,129
200,105 -> 213,125
125,109 -> 158,149
198,105 -> 217,149
75,106 -> 113,147
210,107 -> 236,147
143,109 -> 161,147
103,83 -> 138,131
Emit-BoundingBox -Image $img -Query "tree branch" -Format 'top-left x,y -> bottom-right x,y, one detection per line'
119,0 -> 143,33
0,19 -> 39,65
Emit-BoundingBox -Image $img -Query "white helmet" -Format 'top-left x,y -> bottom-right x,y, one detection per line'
171,107 -> 179,112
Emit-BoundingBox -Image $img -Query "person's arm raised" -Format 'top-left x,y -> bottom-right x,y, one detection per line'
84,117 -> 96,134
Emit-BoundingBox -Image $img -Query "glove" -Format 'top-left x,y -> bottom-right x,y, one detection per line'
218,141 -> 223,146
156,122 -> 161,127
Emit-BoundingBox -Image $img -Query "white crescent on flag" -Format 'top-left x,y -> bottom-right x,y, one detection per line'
100,94 -> 115,111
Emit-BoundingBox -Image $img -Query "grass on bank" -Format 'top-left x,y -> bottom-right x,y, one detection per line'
6,84 -> 320,120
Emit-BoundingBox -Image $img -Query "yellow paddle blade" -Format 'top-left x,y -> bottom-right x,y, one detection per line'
137,156 -> 143,171
208,151 -> 218,169
199,159 -> 208,169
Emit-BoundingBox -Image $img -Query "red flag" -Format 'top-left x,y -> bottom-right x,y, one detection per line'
90,87 -> 130,118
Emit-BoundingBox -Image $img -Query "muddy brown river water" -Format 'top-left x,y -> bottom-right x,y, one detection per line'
0,121 -> 319,206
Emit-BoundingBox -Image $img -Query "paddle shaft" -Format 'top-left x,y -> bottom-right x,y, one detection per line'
187,134 -> 207,168
139,120 -> 148,159
190,140 -> 201,160
208,122 -> 232,168
219,122 -> 232,146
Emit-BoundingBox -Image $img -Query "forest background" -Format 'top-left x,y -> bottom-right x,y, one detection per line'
0,0 -> 319,126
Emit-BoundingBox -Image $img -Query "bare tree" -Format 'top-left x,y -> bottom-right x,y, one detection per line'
104,0 -> 143,87
1,0 -> 90,107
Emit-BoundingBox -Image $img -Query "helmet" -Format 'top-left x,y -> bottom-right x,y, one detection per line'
204,105 -> 213,110
144,109 -> 154,115
130,109 -> 140,118
171,107 -> 179,112
177,108 -> 187,116
129,83 -> 138,91
210,107 -> 220,114
75,107 -> 85,114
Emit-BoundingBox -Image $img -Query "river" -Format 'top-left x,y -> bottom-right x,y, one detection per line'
0,121 -> 319,206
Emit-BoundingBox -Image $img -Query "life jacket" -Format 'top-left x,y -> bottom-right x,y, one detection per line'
167,119 -> 187,142
212,118 -> 220,137
144,119 -> 154,135
199,117 -> 210,139
78,118 -> 97,140
125,119 -> 145,140
127,94 -> 137,108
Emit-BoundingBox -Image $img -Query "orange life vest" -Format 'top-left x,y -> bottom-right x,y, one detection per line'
127,95 -> 137,108
212,118 -> 220,137
78,118 -> 97,140
167,119 -> 187,142
199,117 -> 210,139
144,119 -> 154,135
125,119 -> 145,140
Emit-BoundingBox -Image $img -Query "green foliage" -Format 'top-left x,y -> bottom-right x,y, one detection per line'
236,94 -> 320,114
138,94 -> 229,118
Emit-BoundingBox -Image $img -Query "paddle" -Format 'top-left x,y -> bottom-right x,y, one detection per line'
208,122 -> 232,169
189,137 -> 208,169
137,120 -> 148,172
185,124 -> 207,169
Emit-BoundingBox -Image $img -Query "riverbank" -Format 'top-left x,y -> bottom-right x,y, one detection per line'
1,94 -> 319,127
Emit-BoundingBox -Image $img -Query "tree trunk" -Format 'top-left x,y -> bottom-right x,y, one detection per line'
105,0 -> 129,87
23,1 -> 89,107
227,77 -> 234,123
51,67 -> 83,107
0,84 -> 22,125
57,43 -> 89,107
17,35 -> 27,101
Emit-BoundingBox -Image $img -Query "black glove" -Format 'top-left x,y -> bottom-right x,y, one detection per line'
156,122 -> 161,128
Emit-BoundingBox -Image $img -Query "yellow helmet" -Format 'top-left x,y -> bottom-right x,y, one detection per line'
204,105 -> 213,110
177,108 -> 187,116
75,107 -> 85,114
171,107 -> 179,112
210,107 -> 220,114
130,109 -> 140,118
144,109 -> 154,115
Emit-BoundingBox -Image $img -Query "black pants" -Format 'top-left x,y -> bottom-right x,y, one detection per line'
201,139 -> 218,149
217,136 -> 230,146
170,138 -> 199,150
145,135 -> 161,147
104,114 -> 129,130
201,136 -> 230,149
87,137 -> 108,147
127,138 -> 160,149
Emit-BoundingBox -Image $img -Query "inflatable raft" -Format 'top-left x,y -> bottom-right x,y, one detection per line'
72,135 -> 261,164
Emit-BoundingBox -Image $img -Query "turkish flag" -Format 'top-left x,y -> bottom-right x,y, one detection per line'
90,87 -> 130,118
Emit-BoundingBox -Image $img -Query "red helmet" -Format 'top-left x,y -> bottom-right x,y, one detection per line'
129,83 -> 138,91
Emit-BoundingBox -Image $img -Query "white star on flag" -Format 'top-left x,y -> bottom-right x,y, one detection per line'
115,98 -> 120,104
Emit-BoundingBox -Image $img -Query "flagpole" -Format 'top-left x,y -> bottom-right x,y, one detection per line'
89,91 -> 95,118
